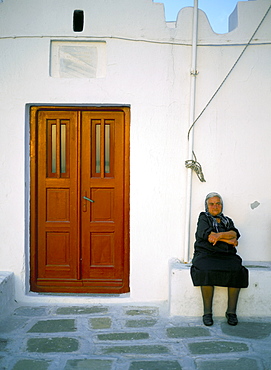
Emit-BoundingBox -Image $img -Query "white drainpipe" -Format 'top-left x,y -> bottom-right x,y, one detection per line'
183,0 -> 199,263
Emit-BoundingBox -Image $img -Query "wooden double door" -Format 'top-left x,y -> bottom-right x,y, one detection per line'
30,107 -> 130,293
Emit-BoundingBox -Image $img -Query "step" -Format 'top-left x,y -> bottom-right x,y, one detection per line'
0,272 -> 15,316
169,259 -> 271,317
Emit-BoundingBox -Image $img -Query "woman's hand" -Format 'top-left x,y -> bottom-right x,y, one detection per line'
224,238 -> 238,246
208,232 -> 220,245
208,231 -> 238,247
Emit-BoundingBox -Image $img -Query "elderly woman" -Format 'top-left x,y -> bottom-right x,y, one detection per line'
190,192 -> 249,326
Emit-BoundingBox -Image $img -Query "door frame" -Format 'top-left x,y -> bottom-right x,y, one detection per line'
29,105 -> 130,294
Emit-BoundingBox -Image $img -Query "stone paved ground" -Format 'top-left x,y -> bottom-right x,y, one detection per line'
0,304 -> 271,369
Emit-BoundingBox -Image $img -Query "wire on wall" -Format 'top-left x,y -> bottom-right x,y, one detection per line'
185,151 -> 206,182
185,4 -> 271,183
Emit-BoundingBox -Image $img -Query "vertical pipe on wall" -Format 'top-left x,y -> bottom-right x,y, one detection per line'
183,0 -> 199,263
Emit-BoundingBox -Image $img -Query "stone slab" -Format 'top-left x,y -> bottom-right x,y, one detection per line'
103,345 -> 170,354
27,337 -> 79,353
13,307 -> 48,317
196,357 -> 260,370
97,332 -> 149,341
125,319 -> 157,327
12,359 -> 51,370
125,308 -> 158,316
129,360 -> 182,370
166,326 -> 210,338
64,359 -> 113,370
221,321 -> 271,339
28,319 -> 76,333
188,341 -> 249,355
56,306 -> 108,315
89,317 -> 112,329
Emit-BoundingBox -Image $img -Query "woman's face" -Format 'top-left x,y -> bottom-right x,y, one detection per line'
207,196 -> 222,216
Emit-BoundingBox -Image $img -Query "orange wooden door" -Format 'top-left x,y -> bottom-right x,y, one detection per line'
81,111 -> 126,291
30,107 -> 130,293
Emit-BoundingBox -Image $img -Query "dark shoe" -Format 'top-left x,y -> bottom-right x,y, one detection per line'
226,312 -> 238,326
203,313 -> 213,326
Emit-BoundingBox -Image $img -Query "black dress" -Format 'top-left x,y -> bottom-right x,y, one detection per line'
190,212 -> 249,288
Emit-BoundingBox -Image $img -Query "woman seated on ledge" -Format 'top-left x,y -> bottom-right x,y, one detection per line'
190,192 -> 249,326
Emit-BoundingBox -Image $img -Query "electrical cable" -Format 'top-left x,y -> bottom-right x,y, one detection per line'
187,4 -> 271,140
185,4 -> 271,182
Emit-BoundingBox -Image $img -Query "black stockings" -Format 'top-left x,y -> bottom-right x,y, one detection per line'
201,286 -> 214,315
200,286 -> 241,314
227,287 -> 240,314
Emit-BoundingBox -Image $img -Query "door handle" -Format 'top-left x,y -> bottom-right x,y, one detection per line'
83,196 -> 94,203
82,194 -> 94,212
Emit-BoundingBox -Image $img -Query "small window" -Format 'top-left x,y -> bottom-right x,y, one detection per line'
73,10 -> 84,32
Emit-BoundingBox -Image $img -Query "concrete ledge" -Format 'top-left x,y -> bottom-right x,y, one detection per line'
0,272 -> 15,316
169,259 -> 271,317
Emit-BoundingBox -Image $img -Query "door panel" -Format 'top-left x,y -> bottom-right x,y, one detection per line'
30,107 -> 130,293
36,110 -> 79,282
81,112 -> 124,287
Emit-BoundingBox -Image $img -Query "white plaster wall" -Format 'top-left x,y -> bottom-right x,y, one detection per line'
189,1 -> 271,261
0,0 -> 270,304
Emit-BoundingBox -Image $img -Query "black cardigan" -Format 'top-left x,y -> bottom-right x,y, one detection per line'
194,212 -> 240,254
